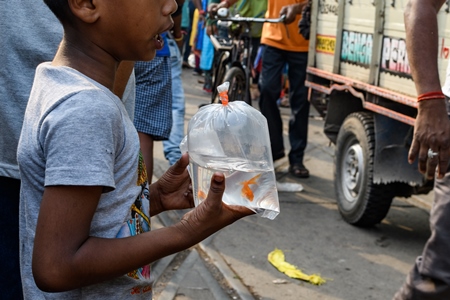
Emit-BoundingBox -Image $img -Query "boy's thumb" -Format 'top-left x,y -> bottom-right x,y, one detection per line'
208,173 -> 226,201
172,153 -> 189,172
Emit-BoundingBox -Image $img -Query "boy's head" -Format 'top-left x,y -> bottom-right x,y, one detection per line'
42,0 -> 178,62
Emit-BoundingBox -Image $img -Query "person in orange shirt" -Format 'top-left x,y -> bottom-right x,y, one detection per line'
259,0 -> 310,178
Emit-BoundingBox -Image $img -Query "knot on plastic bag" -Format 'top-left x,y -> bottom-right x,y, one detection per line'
217,81 -> 230,105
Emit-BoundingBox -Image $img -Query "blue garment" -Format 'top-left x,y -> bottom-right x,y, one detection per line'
200,34 -> 214,71
156,32 -> 170,57
163,39 -> 185,165
134,57 -> 172,140
195,0 -> 208,51
195,20 -> 205,51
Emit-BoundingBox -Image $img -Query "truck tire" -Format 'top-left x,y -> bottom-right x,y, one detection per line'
334,112 -> 394,227
223,66 -> 250,105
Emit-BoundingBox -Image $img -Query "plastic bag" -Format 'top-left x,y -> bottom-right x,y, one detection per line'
180,82 -> 280,219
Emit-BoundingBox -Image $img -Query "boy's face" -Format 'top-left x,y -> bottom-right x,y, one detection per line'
98,0 -> 177,61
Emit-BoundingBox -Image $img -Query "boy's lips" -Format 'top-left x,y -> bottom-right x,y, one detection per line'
153,22 -> 174,50
154,33 -> 164,50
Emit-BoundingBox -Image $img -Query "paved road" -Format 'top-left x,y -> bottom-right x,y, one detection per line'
150,68 -> 432,300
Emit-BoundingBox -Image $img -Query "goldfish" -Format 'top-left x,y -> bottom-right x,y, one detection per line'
197,190 -> 207,200
240,174 -> 262,202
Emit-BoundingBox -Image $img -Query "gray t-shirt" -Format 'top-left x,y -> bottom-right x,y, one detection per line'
17,63 -> 153,299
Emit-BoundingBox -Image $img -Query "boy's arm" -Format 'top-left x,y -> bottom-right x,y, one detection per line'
32,175 -> 252,292
404,0 -> 450,179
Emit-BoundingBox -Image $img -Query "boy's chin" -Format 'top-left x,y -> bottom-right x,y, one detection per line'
141,51 -> 156,62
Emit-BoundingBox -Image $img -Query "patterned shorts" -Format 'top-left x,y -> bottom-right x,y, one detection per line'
133,57 -> 172,140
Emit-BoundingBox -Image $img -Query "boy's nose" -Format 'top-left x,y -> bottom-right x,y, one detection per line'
167,0 -> 178,16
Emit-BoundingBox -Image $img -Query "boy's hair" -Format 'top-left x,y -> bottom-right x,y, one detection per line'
43,0 -> 73,23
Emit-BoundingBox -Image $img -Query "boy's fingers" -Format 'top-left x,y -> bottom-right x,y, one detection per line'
206,173 -> 225,205
171,153 -> 189,173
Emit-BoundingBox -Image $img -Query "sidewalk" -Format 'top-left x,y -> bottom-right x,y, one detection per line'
151,209 -> 255,300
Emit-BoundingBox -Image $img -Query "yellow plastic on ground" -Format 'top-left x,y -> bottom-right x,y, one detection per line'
268,248 -> 327,285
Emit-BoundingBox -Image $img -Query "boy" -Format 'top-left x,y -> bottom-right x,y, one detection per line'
17,0 -> 253,298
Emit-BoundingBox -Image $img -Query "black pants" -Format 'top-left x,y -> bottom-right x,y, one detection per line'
258,46 -> 309,166
0,176 -> 23,299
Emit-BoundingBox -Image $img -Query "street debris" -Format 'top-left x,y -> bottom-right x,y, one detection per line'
272,279 -> 289,284
276,181 -> 304,192
268,248 -> 327,285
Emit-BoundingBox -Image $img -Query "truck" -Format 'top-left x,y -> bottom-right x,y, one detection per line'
306,0 -> 450,226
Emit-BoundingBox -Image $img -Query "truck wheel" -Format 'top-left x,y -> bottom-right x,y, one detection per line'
334,112 -> 394,227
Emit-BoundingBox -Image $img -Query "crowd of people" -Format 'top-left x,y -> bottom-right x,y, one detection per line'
1,0 -> 450,299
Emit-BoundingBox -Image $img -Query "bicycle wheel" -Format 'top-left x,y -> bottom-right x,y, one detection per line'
211,52 -> 229,104
223,66 -> 250,105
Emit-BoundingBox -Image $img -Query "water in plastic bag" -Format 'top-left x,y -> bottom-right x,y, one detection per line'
180,82 -> 280,219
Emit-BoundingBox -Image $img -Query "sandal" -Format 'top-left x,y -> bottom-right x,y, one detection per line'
289,164 -> 310,178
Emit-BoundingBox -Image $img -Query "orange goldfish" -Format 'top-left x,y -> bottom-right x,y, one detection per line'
197,190 -> 207,200
240,174 -> 262,202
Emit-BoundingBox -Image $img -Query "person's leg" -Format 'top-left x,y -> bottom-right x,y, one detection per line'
258,46 -> 286,161
250,37 -> 261,84
394,166 -> 450,300
0,176 -> 23,300
286,51 -> 310,177
163,39 -> 185,166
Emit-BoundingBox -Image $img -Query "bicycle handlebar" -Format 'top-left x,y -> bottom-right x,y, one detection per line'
215,14 -> 286,24
213,8 -> 286,24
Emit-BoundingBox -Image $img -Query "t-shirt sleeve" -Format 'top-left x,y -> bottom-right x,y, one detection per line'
40,90 -> 124,190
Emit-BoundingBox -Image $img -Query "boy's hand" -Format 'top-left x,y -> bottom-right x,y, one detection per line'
175,173 -> 254,243
150,153 -> 194,216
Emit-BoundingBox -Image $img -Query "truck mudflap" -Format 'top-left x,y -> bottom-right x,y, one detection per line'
372,114 -> 424,186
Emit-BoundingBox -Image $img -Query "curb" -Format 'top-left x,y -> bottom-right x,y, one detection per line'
155,210 -> 255,300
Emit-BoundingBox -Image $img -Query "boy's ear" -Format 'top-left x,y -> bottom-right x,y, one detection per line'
67,0 -> 100,23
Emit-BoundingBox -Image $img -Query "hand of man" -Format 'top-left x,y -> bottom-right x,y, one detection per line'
408,99 -> 450,179
280,3 -> 303,24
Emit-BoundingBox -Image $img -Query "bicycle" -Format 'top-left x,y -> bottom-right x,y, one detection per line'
209,8 -> 286,105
